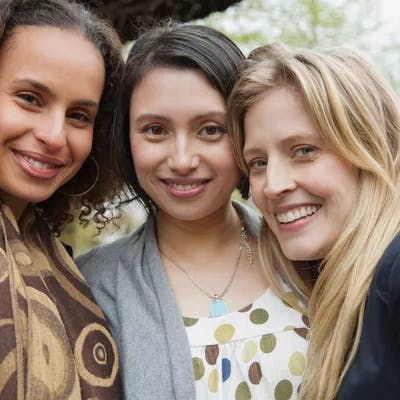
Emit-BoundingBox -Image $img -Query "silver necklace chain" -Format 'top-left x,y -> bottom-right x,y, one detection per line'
160,224 -> 252,301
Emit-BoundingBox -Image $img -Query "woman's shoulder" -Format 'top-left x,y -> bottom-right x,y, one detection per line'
372,233 -> 400,302
76,220 -> 150,279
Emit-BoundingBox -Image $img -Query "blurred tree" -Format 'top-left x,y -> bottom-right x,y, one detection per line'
84,0 -> 240,41
200,0 -> 400,89
202,0 -> 379,49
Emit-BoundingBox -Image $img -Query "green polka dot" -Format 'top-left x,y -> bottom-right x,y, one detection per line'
284,325 -> 296,331
260,333 -> 277,353
274,379 -> 293,400
183,317 -> 199,327
208,369 -> 218,392
192,357 -> 205,381
289,352 -> 306,376
214,324 -> 235,344
242,340 -> 257,363
249,308 -> 269,324
235,381 -> 251,400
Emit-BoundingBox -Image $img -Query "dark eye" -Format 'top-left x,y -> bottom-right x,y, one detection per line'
293,146 -> 317,158
144,125 -> 167,136
17,92 -> 40,106
68,112 -> 91,123
198,125 -> 226,139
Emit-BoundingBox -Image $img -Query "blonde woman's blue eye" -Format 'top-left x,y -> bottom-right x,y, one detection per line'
249,159 -> 267,169
294,147 -> 316,157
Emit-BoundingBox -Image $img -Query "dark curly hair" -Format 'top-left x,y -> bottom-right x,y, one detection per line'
0,0 -> 124,234
112,22 -> 248,215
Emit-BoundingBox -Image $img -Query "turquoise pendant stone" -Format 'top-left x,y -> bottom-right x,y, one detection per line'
210,298 -> 228,317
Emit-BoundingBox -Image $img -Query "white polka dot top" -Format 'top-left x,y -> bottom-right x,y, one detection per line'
183,287 -> 309,400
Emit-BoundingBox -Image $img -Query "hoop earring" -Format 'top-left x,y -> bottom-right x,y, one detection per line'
59,155 -> 99,197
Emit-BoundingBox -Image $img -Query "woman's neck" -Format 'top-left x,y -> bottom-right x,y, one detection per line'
0,194 -> 27,221
156,201 -> 241,257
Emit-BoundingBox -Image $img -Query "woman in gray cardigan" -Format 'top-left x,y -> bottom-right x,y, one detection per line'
77,24 -> 308,400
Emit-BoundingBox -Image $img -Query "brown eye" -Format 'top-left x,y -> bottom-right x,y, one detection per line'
198,125 -> 226,139
145,125 -> 167,136
17,92 -> 40,106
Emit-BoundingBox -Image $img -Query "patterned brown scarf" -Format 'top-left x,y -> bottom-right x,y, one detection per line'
0,203 -> 120,399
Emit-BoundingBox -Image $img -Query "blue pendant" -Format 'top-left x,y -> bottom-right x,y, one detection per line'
210,298 -> 228,317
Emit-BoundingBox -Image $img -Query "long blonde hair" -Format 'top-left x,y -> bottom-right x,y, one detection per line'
227,43 -> 400,399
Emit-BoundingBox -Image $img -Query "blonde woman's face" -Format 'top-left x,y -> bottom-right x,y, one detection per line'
243,86 -> 359,260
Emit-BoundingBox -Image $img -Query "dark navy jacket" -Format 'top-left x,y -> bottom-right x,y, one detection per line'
338,234 -> 400,399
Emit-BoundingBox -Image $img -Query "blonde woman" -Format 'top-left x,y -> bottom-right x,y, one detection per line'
227,43 -> 400,399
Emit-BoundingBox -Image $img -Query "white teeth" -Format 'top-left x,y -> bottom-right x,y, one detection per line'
172,183 -> 200,191
276,205 -> 320,223
23,155 -> 58,170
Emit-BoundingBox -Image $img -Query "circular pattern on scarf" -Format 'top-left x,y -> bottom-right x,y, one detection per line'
0,253 -> 8,283
74,323 -> 118,387
14,251 -> 32,267
30,297 -> 78,398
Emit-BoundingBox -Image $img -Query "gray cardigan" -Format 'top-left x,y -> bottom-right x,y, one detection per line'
77,203 -> 260,400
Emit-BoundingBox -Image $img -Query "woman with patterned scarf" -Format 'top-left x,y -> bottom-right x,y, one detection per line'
0,0 -> 123,398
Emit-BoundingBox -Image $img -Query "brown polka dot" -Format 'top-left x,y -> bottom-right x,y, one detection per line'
294,327 -> 309,339
205,344 -> 219,365
248,361 -> 262,384
239,303 -> 253,312
302,315 -> 310,327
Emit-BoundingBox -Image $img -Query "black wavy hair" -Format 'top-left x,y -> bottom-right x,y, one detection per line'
0,0 -> 124,233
